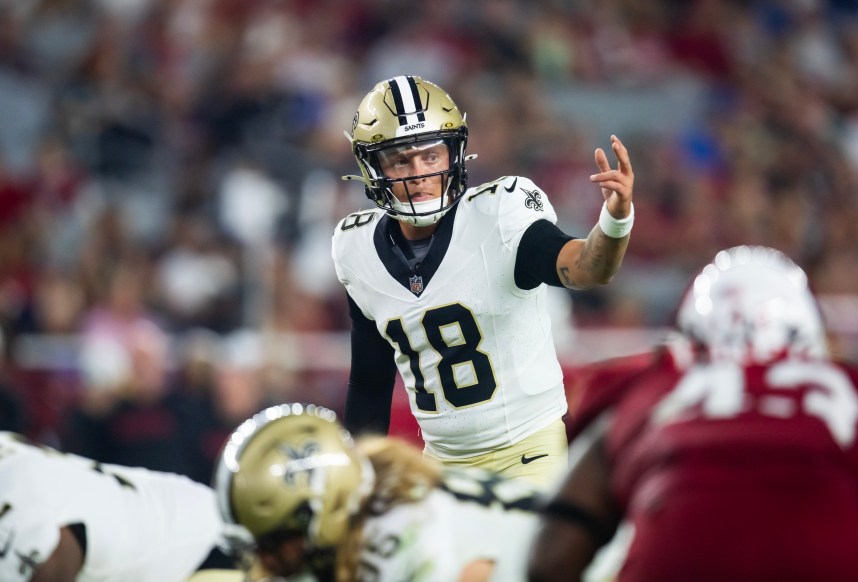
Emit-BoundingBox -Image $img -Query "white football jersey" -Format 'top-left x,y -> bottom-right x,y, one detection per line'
332,176 -> 568,458
357,469 -> 540,581
0,432 -> 225,582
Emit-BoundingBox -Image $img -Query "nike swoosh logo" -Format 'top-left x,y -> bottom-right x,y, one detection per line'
504,177 -> 518,192
521,453 -> 549,465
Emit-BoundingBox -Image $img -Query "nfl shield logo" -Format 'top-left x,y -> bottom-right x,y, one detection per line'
409,275 -> 424,295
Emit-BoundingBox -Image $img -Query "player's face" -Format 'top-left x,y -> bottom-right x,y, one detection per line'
255,534 -> 306,578
377,140 -> 449,203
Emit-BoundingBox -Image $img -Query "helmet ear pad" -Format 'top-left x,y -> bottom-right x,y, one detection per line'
458,159 -> 469,193
364,185 -> 380,205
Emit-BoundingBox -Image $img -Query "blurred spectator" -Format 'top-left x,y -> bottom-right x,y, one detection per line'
0,380 -> 24,433
0,327 -> 26,432
79,258 -> 159,346
154,213 -> 241,333
170,328 -> 269,484
65,318 -> 188,472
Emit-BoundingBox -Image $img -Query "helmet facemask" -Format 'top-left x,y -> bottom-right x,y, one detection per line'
356,134 -> 467,227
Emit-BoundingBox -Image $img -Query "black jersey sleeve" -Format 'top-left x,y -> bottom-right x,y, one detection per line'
514,219 -> 575,289
343,293 -> 397,436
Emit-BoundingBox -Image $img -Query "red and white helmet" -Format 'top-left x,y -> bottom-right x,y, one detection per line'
676,246 -> 828,364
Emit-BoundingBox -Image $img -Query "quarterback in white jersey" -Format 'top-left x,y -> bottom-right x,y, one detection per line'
333,175 -> 569,456
0,432 -> 227,582
333,75 -> 634,484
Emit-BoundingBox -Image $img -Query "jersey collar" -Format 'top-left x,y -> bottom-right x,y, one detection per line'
373,202 -> 459,297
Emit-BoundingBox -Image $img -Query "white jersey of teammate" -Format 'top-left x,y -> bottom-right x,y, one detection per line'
0,432 -> 225,582
358,469 -> 539,581
332,175 -> 568,458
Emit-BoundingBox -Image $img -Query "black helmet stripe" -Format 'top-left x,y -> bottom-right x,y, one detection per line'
388,75 -> 426,126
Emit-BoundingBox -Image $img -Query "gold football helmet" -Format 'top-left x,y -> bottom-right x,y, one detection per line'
213,403 -> 375,557
343,75 -> 471,226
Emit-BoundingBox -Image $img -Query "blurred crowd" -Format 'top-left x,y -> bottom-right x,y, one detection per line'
3,0 -> 858,480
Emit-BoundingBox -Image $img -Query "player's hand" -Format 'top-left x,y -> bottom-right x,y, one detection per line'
590,135 -> 633,220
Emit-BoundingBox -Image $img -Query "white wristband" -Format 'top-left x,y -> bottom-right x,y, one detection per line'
598,201 -> 634,238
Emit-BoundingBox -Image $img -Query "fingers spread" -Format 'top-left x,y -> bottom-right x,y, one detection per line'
591,136 -> 634,200
610,135 -> 633,175
594,147 -> 611,173
589,169 -> 628,184
593,179 -> 628,194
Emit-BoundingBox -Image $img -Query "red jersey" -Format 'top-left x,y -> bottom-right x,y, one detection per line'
565,350 -> 657,443
581,355 -> 858,582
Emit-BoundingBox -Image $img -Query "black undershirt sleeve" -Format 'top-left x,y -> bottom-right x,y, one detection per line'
514,219 -> 575,290
343,293 -> 397,436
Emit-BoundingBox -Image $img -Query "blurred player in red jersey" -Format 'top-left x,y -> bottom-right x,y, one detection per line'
528,245 -> 858,582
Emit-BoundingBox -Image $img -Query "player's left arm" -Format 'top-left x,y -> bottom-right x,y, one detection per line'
556,135 -> 634,290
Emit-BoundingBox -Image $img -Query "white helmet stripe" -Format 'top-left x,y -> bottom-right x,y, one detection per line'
388,75 -> 425,126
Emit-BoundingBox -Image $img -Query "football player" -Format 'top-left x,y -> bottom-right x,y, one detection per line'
528,246 -> 858,581
332,75 -> 635,486
213,402 -> 543,582
0,431 -> 231,582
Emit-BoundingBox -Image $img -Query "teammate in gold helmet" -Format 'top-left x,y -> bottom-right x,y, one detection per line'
213,403 -> 542,581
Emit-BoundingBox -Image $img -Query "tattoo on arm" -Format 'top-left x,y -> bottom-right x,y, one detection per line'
580,229 -> 627,283
582,236 -> 610,276
559,227 -> 629,289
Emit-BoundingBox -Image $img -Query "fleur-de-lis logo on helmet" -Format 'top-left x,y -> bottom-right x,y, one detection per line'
279,442 -> 321,486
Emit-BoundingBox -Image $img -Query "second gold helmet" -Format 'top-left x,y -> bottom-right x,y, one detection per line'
213,403 -> 375,551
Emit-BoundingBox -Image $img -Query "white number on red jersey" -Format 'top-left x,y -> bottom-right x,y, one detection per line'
651,361 -> 858,447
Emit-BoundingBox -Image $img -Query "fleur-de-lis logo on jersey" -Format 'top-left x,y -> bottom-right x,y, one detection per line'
279,442 -> 321,486
522,188 -> 544,212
